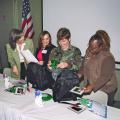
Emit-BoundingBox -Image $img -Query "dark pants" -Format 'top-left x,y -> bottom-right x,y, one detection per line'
107,89 -> 117,106
20,62 -> 26,80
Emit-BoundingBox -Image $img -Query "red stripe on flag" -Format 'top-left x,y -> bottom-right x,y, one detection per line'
22,19 -> 27,29
27,16 -> 32,24
24,23 -> 33,38
21,0 -> 34,39
30,31 -> 34,39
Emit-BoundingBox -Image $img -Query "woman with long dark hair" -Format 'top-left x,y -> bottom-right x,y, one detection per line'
35,31 -> 56,66
6,28 -> 34,80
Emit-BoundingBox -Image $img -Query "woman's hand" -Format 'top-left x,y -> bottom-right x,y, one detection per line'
83,84 -> 93,94
47,61 -> 52,70
38,61 -> 44,65
57,62 -> 69,69
12,65 -> 19,76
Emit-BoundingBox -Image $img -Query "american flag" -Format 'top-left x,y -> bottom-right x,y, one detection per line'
22,0 -> 34,38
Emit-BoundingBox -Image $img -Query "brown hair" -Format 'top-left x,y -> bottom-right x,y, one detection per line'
38,31 -> 51,48
9,28 -> 23,50
57,27 -> 71,42
96,30 -> 111,50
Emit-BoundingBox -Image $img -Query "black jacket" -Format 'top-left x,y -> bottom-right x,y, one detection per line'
35,44 -> 56,67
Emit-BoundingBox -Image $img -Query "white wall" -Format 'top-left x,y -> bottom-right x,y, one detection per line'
43,0 -> 120,61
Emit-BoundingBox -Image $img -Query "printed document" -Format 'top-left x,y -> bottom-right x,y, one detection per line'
21,50 -> 38,63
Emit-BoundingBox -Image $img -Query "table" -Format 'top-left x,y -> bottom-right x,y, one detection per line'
0,75 -> 120,120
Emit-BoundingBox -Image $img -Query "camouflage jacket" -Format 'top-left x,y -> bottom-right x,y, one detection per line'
49,45 -> 82,71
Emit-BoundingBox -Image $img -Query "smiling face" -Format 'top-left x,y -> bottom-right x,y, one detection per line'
89,40 -> 103,55
58,38 -> 70,51
57,28 -> 71,50
41,34 -> 50,48
16,35 -> 25,45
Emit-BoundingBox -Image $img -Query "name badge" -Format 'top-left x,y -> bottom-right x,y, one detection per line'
42,50 -> 47,54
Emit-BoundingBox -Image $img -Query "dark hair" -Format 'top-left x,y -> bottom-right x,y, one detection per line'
9,28 -> 23,50
89,34 -> 104,47
38,31 -> 51,48
57,27 -> 71,42
96,30 -> 111,50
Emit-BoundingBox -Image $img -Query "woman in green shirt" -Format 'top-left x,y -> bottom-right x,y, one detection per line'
6,28 -> 34,80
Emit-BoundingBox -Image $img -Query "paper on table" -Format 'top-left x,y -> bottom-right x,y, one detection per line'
21,50 -> 38,63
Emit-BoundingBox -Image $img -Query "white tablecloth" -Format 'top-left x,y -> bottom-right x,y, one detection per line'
0,76 -> 120,120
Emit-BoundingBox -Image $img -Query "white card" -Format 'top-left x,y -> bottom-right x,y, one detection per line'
42,50 -> 47,54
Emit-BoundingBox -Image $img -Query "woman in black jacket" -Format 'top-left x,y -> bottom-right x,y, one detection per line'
27,31 -> 56,91
35,31 -> 56,67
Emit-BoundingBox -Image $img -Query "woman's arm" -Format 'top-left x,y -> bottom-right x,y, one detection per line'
92,56 -> 115,92
6,44 -> 16,67
6,44 -> 19,75
66,48 -> 82,71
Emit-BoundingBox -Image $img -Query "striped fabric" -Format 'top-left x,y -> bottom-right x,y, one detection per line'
22,0 -> 34,38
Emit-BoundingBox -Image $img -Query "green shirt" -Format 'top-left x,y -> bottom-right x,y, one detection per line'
49,45 -> 82,71
6,39 -> 34,79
